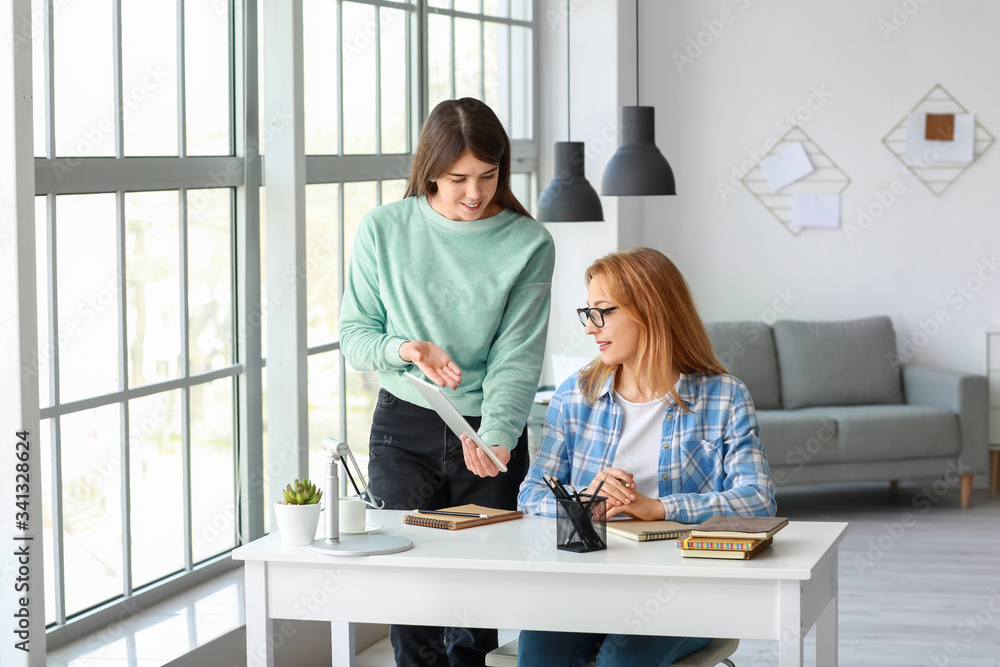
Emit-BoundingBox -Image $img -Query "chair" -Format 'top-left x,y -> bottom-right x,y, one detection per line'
485,637 -> 738,667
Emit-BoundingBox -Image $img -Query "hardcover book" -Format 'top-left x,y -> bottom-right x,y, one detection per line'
687,515 -> 788,540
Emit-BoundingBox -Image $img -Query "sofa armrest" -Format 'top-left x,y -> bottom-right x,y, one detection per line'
903,364 -> 988,475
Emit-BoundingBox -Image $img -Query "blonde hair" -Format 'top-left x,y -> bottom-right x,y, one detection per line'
578,248 -> 725,408
404,98 -> 531,217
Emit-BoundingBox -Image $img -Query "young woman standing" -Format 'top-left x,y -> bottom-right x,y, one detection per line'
340,97 -> 555,667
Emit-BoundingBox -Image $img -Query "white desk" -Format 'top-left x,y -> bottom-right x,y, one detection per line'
232,512 -> 847,667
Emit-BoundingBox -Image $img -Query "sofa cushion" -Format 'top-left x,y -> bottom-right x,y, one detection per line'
772,316 -> 904,409
814,405 -> 959,462
704,321 -> 781,410
756,409 -> 839,468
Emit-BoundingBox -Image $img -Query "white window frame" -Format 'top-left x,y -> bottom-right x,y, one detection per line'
24,0 -> 536,650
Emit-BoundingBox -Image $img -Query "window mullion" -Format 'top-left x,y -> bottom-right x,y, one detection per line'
116,191 -> 133,598
228,0 -> 236,156
417,0 -> 428,125
337,0 -> 344,155
50,417 -> 66,625
43,0 -> 55,158
406,5 -> 414,149
112,0 -> 124,158
178,0 -> 187,157
337,185 -> 347,445
507,13 -> 512,135
262,0 -> 310,512
375,6 -> 382,155
337,184 -> 347,497
449,12 -> 455,99
479,12 -> 484,101
234,0 -> 265,545
46,193 -> 67,625
180,189 -> 193,570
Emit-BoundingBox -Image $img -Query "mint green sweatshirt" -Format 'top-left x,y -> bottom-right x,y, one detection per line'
340,196 -> 555,451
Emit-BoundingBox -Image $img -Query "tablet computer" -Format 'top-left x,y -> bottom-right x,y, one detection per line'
404,371 -> 508,473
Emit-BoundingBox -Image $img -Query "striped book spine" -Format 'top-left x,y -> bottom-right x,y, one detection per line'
676,537 -> 760,551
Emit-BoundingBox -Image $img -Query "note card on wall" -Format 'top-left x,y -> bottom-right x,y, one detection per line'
761,142 -> 815,191
792,193 -> 840,228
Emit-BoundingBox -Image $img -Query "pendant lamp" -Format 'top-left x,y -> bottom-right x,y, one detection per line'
601,0 -> 676,196
536,2 -> 603,222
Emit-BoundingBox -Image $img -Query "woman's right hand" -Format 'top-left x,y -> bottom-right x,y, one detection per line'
585,467 -> 636,509
399,340 -> 462,390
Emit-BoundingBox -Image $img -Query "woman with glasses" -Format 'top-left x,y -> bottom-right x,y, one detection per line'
516,247 -> 774,667
339,97 -> 554,667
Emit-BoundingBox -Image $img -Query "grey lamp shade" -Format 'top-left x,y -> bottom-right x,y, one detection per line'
601,106 -> 676,196
537,141 -> 604,222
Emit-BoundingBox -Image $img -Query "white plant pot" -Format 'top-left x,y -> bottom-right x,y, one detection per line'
274,500 -> 321,546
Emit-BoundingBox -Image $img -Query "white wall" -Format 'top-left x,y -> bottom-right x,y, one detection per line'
628,0 -> 1000,375
537,0 -> 630,384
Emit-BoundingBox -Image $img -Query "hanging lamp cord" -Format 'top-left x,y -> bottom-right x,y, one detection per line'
635,0 -> 640,106
566,4 -> 571,140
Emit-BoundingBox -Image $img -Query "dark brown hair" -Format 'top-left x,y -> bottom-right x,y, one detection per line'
405,98 -> 532,217
578,248 -> 726,408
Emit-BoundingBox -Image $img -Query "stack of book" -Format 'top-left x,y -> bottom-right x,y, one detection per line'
676,515 -> 788,560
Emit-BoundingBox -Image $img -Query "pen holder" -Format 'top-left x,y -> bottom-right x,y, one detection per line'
556,495 -> 606,553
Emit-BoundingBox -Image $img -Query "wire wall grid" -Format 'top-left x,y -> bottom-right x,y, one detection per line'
882,84 -> 995,197
741,126 -> 852,237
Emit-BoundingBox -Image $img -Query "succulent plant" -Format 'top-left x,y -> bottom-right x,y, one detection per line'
281,478 -> 323,505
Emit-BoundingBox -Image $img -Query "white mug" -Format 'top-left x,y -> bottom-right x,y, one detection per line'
339,496 -> 367,533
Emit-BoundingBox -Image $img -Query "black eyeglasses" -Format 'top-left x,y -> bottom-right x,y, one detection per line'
577,306 -> 618,327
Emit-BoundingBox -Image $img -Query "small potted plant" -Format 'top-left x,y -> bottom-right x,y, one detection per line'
274,478 -> 323,546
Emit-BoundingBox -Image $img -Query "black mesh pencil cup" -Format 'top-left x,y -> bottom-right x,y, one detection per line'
556,494 -> 607,553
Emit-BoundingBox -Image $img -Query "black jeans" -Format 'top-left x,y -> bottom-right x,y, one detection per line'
368,388 -> 529,667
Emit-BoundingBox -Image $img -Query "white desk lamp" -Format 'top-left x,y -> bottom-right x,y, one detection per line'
309,437 -> 413,556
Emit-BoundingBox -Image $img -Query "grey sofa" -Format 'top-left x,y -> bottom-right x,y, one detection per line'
705,316 -> 988,508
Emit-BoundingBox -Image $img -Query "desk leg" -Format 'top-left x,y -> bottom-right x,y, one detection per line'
814,593 -> 838,667
331,621 -> 356,667
991,450 -> 998,499
245,561 -> 275,667
777,581 -> 804,667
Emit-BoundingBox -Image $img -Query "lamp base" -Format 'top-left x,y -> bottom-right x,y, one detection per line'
308,534 -> 413,556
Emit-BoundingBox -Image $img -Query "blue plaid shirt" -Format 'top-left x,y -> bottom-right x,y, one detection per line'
517,372 -> 776,522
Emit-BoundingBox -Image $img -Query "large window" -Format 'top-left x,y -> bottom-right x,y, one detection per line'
31,0 -> 535,644
296,0 -> 537,484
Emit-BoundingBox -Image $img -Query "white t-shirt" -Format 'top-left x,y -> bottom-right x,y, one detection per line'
611,391 -> 668,499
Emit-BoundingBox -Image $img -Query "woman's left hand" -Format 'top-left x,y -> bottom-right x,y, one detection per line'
460,435 -> 511,478
605,491 -> 666,521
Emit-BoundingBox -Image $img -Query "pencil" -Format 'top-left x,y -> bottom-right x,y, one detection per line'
544,474 -> 570,500
416,509 -> 489,518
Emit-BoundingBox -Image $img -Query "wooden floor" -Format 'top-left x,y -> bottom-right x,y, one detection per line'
730,480 -> 1000,666
358,480 -> 1000,667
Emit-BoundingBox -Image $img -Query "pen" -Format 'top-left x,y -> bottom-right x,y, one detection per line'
416,509 -> 489,518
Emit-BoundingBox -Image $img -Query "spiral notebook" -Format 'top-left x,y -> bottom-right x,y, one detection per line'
402,504 -> 523,530
605,519 -> 692,542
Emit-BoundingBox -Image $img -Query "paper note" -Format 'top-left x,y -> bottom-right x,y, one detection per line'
906,112 -> 975,163
792,193 -> 840,228
761,142 -> 815,191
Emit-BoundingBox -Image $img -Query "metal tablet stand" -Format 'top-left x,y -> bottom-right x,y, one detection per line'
309,437 -> 413,556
